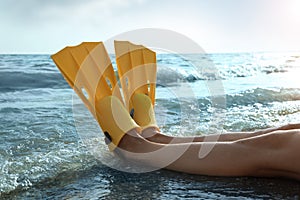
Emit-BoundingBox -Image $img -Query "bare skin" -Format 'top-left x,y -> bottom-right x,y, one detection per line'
141,123 -> 300,144
116,124 -> 300,181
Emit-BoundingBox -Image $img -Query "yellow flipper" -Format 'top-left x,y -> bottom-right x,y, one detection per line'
114,40 -> 157,108
51,42 -> 140,151
114,41 -> 158,129
131,93 -> 157,129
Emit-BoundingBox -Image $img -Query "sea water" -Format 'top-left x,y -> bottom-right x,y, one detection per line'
0,53 -> 300,199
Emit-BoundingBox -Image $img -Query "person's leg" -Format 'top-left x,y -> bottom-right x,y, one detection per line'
234,129 -> 300,180
141,127 -> 260,144
117,129 -> 300,180
141,124 -> 300,144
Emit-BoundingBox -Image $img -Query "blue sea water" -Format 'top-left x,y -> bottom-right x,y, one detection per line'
0,52 -> 300,199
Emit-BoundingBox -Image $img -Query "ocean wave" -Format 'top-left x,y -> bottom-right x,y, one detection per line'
156,88 -> 300,108
155,64 -> 295,85
155,52 -> 300,84
156,67 -> 217,86
226,88 -> 300,106
1,54 -> 299,89
0,72 -> 68,92
0,152 -> 97,196
0,68 -> 290,92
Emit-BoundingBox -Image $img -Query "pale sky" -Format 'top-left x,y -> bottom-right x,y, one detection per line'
0,0 -> 300,53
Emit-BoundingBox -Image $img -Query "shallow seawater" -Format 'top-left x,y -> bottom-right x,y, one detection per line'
0,53 -> 300,199
3,167 -> 300,199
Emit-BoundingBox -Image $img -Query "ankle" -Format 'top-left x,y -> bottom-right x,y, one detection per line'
141,127 -> 160,139
117,129 -> 147,153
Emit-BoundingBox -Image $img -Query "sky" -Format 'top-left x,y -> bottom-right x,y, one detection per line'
0,0 -> 300,53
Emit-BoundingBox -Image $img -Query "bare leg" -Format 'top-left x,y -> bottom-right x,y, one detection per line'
142,123 -> 300,144
117,129 -> 300,180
